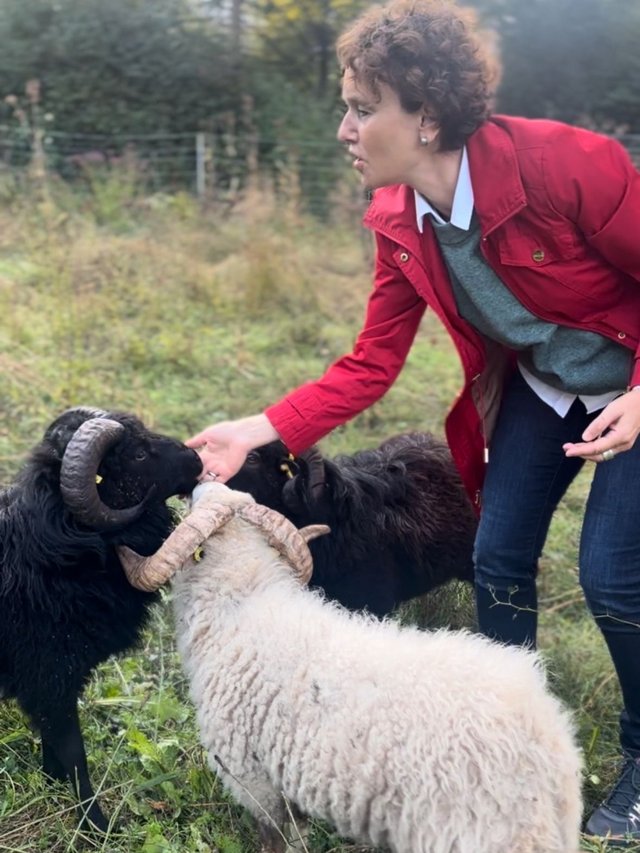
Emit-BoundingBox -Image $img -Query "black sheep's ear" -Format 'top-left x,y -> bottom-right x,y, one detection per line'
299,447 -> 327,503
282,449 -> 329,516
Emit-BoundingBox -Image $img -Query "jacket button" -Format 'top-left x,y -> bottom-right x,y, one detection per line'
532,249 -> 545,262
399,252 -> 409,262
618,331 -> 627,339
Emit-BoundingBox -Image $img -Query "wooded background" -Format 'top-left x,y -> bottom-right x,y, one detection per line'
0,0 -> 639,218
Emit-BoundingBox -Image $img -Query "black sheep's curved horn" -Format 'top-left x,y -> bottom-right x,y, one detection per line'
67,406 -> 111,419
43,406 -> 111,452
60,418 -> 146,530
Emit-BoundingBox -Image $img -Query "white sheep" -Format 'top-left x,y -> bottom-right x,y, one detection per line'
120,482 -> 583,853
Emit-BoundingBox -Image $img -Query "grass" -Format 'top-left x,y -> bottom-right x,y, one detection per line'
0,171 -> 637,851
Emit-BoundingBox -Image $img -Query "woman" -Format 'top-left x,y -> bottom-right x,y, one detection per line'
187,0 -> 640,841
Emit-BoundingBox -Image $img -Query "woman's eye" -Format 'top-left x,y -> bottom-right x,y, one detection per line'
356,108 -> 370,119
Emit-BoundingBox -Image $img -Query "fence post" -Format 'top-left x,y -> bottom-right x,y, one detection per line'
26,79 -> 48,193
195,131 -> 206,197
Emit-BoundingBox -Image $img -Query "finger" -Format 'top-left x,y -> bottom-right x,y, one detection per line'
563,440 -> 614,459
194,448 -> 216,471
580,413 -> 613,443
198,456 -> 235,484
185,429 -> 211,448
201,469 -> 230,484
198,467 -> 224,484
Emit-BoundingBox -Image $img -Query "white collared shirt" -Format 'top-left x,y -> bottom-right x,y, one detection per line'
413,148 -> 621,417
414,147 -> 474,232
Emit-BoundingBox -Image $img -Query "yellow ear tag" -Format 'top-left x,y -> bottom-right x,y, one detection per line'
279,453 -> 297,479
193,546 -> 204,562
95,474 -> 103,484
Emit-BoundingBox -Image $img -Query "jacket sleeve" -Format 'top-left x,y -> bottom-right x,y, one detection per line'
542,127 -> 640,382
264,234 -> 427,454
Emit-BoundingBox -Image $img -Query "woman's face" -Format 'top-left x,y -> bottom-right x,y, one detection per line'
337,68 -> 428,190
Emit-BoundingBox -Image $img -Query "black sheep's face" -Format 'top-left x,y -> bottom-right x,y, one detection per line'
96,425 -> 203,510
281,456 -> 333,523
227,441 -> 297,515
41,407 -> 204,530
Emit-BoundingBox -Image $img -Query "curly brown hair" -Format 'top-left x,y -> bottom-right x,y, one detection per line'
336,0 -> 501,151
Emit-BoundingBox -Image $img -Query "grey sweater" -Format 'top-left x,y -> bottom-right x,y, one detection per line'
431,214 -> 631,395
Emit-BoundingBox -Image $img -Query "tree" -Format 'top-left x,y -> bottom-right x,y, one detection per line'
0,0 -> 234,135
472,0 -> 640,132
252,0 -> 371,98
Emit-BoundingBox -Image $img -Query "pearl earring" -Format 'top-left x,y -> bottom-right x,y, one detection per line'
420,136 -> 429,146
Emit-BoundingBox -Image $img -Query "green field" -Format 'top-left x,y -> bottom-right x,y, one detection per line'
0,175 -> 634,852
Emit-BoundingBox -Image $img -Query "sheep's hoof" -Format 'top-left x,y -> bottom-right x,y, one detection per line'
283,816 -> 311,851
76,802 -> 111,835
257,822 -> 287,853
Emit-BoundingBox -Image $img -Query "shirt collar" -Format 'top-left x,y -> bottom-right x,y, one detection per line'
414,147 -> 474,232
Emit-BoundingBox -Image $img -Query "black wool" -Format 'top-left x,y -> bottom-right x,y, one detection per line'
229,432 -> 477,617
0,407 -> 202,831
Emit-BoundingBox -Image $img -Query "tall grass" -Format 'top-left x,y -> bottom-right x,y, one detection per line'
0,173 -> 633,851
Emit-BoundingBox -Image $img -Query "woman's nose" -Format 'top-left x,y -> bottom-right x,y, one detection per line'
337,112 -> 356,143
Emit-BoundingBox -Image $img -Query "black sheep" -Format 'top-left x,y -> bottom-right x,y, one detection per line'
0,407 -> 202,830
228,432 -> 477,618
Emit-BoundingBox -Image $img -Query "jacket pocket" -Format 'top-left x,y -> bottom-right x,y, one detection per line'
495,234 -> 604,304
497,234 -> 581,268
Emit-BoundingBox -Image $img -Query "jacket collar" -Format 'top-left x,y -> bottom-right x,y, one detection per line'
467,116 -> 528,234
363,116 -> 527,243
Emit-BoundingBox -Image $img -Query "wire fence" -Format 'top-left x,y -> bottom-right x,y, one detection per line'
0,122 -> 639,211
0,122 -> 355,216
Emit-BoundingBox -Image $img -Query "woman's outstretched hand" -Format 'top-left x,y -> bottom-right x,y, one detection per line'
186,413 -> 280,483
563,388 -> 640,463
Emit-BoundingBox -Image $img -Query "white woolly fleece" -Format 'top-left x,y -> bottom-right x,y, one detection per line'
171,483 -> 582,853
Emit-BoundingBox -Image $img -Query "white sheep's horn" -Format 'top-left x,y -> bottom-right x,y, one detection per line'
236,503 -> 330,585
117,494 -> 235,591
299,524 -> 330,544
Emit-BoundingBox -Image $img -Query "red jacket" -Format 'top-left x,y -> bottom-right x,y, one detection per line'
266,115 -> 640,509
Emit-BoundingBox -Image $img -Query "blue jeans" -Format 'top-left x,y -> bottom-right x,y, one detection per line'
475,369 -> 640,752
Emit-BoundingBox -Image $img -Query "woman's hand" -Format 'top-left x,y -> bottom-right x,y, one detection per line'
563,388 -> 640,463
186,414 -> 280,483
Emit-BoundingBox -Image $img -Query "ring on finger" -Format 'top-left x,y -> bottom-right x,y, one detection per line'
205,471 -> 218,480
601,449 -> 616,462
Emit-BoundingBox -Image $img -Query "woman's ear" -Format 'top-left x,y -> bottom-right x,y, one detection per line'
418,111 -> 439,147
